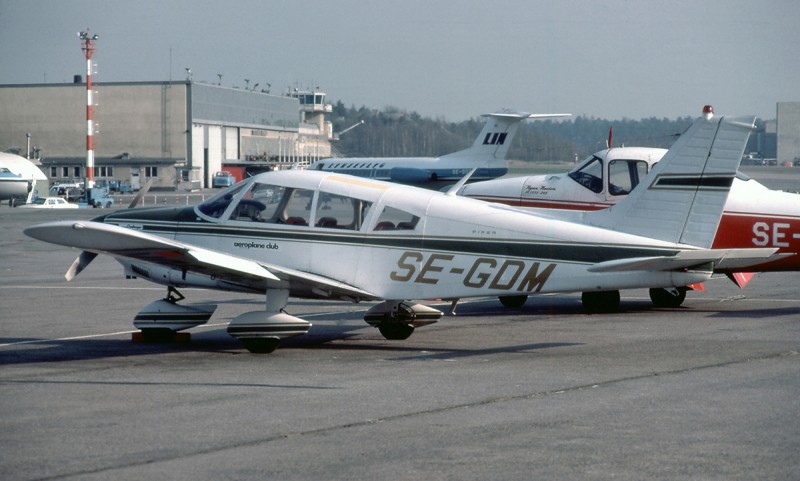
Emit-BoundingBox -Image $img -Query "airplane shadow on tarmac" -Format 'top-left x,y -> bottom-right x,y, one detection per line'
0,297 -> 693,366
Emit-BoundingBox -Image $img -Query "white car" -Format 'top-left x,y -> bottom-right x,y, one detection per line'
19,197 -> 80,209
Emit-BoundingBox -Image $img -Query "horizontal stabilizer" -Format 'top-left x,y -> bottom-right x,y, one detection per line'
587,248 -> 780,273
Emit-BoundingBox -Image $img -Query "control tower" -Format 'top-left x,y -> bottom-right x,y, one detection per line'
288,88 -> 334,165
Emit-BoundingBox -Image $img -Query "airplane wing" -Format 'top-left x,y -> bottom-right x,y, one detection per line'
587,248 -> 783,273
24,220 -> 379,301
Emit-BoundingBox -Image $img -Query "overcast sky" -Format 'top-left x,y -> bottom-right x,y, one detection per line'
1,0 -> 798,121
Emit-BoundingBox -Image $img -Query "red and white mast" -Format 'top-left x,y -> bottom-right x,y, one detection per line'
79,30 -> 98,192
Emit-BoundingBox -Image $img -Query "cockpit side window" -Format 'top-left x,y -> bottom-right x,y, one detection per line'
314,192 -> 373,230
230,183 -> 283,222
372,205 -> 420,231
608,160 -> 649,196
568,156 -> 603,193
226,183 -> 314,225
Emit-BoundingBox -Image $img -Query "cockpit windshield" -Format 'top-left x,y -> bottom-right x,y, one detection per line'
196,184 -> 248,218
568,156 -> 604,193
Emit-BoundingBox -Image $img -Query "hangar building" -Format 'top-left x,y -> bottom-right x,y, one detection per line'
0,81 -> 333,190
777,102 -> 800,166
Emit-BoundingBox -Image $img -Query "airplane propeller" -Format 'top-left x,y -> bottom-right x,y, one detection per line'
65,250 -> 97,281
64,180 -> 153,281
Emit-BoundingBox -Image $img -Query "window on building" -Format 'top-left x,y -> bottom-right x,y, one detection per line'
50,167 -> 57,177
93,166 -> 114,178
61,166 -> 69,178
145,166 -> 158,177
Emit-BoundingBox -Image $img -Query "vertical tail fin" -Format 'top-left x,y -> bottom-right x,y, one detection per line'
440,110 -> 570,162
585,107 -> 756,248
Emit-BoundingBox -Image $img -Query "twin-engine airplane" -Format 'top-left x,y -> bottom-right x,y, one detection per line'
25,107 -> 778,353
309,109 -> 570,186
461,106 -> 800,306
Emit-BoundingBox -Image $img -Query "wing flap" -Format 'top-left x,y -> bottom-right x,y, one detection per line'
588,248 -> 781,273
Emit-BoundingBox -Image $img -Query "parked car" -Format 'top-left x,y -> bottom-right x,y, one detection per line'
18,197 -> 80,209
212,171 -> 236,188
49,184 -> 83,200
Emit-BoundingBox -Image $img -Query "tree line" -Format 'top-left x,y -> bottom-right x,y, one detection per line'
329,101 -> 764,162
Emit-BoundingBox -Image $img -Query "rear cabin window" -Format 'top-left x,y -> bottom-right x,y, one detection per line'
372,205 -> 420,231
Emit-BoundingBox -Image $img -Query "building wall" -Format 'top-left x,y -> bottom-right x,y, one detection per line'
0,81 -> 321,190
777,102 -> 800,165
0,83 -> 189,160
206,125 -> 223,186
95,83 -> 188,159
0,85 -> 86,154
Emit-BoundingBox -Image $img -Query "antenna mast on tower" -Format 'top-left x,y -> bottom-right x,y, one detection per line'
79,29 -> 98,199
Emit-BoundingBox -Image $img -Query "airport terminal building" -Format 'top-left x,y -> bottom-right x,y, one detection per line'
0,81 -> 333,190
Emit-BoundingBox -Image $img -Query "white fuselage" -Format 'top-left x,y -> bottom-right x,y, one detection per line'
105,170 -> 709,301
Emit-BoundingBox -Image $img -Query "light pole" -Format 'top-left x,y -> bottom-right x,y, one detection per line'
79,29 -> 98,203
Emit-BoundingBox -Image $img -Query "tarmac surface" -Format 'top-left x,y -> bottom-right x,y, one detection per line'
1,203 -> 799,480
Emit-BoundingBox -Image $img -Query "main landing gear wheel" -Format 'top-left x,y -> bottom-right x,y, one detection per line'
581,290 -> 621,313
241,337 -> 281,354
378,323 -> 415,340
499,295 -> 528,308
649,287 -> 687,308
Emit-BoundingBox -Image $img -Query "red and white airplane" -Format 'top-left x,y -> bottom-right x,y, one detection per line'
461,106 -> 800,306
